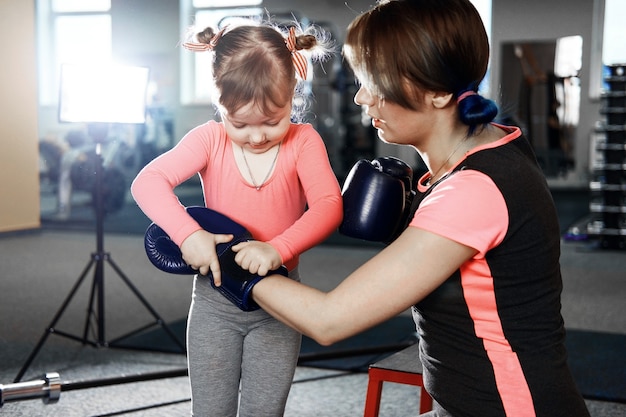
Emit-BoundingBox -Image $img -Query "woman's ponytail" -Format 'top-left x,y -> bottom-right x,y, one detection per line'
457,90 -> 498,135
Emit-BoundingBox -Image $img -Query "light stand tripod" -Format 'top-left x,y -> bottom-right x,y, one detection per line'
15,123 -> 184,383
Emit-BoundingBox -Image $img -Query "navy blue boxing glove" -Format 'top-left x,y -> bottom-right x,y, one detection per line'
214,246 -> 287,311
339,156 -> 416,243
144,206 -> 287,311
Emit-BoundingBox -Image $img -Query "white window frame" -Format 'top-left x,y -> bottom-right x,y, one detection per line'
179,0 -> 263,105
590,0 -> 626,99
37,0 -> 112,106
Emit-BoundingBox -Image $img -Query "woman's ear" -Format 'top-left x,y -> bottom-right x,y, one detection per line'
430,92 -> 454,109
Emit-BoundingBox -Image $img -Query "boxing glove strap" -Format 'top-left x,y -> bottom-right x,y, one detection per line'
144,206 -> 288,311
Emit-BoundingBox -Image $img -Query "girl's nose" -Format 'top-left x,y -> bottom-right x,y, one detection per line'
249,130 -> 266,144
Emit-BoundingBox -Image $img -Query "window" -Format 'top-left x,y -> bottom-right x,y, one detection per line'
37,0 -> 112,105
470,0 -> 492,97
555,36 -> 583,127
180,0 -> 263,104
590,0 -> 626,98
601,0 -> 626,66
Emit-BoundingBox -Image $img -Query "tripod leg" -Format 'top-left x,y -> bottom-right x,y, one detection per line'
81,253 -> 106,346
105,255 -> 185,352
14,258 -> 96,382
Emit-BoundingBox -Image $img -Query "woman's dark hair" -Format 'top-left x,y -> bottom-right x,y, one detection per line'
343,0 -> 497,132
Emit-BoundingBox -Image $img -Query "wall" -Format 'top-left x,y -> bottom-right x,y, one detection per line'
37,0 -> 181,144
0,0 -> 40,232
4,0 -> 602,233
35,0 -> 371,144
111,0 -> 180,115
490,0 -> 600,187
183,0 -> 605,179
31,0 -> 603,200
263,0 -> 369,42
264,0 -> 604,179
173,0 -> 374,143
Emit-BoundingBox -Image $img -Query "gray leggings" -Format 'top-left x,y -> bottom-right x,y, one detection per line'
187,269 -> 301,417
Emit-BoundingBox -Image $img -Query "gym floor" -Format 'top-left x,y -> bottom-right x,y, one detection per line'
0,186 -> 624,416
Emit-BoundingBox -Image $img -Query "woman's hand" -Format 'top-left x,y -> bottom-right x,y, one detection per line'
231,241 -> 282,276
180,230 -> 233,285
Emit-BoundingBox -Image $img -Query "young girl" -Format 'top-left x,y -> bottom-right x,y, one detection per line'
131,22 -> 342,416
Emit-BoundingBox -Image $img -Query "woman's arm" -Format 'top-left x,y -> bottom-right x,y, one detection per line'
253,226 -> 477,346
257,170 -> 502,345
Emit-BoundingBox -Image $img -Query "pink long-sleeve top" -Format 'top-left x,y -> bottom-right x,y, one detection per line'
131,120 -> 343,271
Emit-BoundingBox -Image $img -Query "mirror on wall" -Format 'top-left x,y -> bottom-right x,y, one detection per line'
499,37 -> 582,179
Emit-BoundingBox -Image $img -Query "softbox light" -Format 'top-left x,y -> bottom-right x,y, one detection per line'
58,63 -> 150,124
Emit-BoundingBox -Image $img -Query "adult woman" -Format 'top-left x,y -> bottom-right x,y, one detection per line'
242,0 -> 590,415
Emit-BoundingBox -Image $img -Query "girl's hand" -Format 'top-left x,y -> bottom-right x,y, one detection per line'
180,230 -> 233,286
231,241 -> 282,276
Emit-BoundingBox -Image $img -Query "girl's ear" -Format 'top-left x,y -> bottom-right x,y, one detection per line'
431,92 -> 454,109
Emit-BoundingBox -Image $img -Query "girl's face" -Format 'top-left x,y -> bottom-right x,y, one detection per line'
223,101 -> 292,154
354,84 -> 429,147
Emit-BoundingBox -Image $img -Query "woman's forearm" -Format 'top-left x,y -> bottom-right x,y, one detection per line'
251,228 -> 475,346
252,275 -> 343,345
251,241 -> 415,345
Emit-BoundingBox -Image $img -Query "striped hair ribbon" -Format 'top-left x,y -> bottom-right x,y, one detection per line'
285,27 -> 308,80
182,27 -> 227,52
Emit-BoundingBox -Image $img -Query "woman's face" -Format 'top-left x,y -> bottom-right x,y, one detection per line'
354,84 -> 429,147
222,101 -> 292,154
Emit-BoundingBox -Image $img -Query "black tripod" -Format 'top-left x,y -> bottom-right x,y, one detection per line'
14,124 -> 185,383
